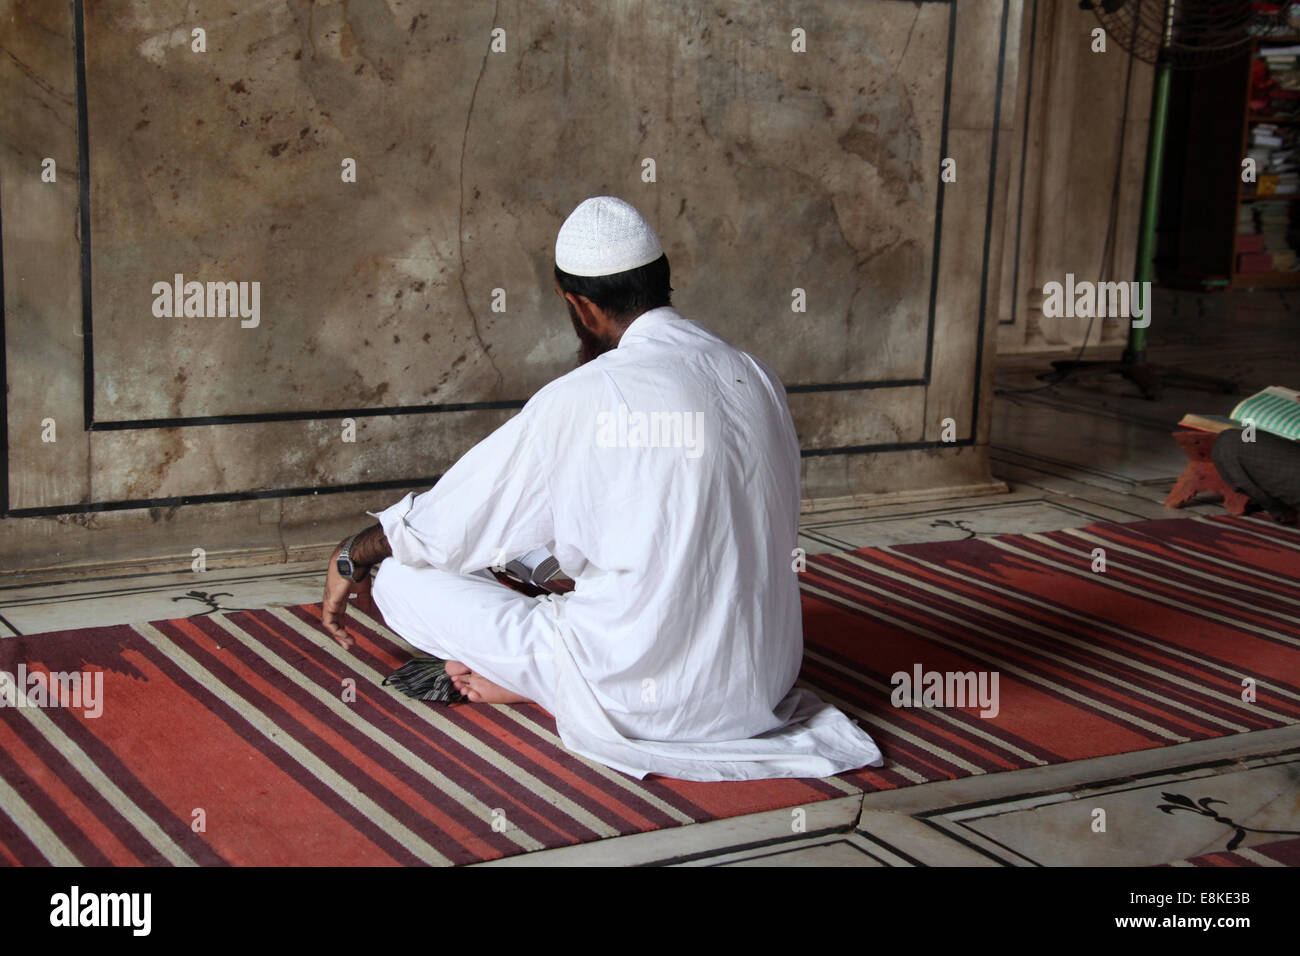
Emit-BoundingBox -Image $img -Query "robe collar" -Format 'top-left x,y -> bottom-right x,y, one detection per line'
618,306 -> 680,348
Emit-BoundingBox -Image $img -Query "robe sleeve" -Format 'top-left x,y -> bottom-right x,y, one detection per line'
367,404 -> 554,573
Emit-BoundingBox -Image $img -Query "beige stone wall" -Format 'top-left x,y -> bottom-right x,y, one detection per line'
994,0 -> 1154,355
1,0 -> 1019,576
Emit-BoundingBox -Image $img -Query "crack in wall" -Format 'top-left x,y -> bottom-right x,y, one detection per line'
456,0 -> 505,390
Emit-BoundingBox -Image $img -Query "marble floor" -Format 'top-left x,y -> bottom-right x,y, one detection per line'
2,288 -> 1297,866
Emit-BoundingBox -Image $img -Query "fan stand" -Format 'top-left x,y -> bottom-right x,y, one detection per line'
1038,349 -> 1239,401
1037,2 -> 1241,402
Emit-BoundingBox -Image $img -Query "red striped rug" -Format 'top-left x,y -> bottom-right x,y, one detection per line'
1167,836 -> 1300,867
1,515 -> 1297,865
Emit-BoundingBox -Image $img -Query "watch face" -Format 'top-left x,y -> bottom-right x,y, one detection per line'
337,555 -> 353,578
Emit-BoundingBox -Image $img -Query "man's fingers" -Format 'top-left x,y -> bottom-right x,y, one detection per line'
325,619 -> 354,649
320,600 -> 355,649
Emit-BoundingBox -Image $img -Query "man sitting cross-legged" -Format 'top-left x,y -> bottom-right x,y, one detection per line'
321,196 -> 883,782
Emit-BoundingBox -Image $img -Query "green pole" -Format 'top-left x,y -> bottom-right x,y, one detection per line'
1128,57 -> 1172,362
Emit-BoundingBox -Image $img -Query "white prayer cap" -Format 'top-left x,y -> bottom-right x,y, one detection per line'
555,196 -> 663,277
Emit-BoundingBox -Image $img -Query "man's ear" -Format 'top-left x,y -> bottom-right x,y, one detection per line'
565,292 -> 604,333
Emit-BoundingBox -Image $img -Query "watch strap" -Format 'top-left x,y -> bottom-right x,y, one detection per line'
337,533 -> 366,581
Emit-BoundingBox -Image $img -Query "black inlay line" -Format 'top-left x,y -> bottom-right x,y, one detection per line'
1003,0 -> 1038,326
697,837 -> 885,867
641,824 -> 849,867
914,815 -> 1015,866
0,114 -> 7,517
0,565 -> 322,596
952,817 -> 1043,866
989,445 -> 1153,485
850,828 -> 930,868
5,435 -> 977,516
922,0 -> 957,381
0,568 -> 323,606
0,613 -> 21,636
4,475 -> 440,518
796,530 -> 858,551
86,382 -> 934,430
799,494 -> 1056,530
909,753 -> 1300,819
88,400 -> 528,430
801,437 -> 975,457
967,0 -> 1011,439
785,378 -> 925,395
74,0 -> 93,433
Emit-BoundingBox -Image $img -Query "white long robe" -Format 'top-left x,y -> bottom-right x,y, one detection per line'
369,306 -> 883,781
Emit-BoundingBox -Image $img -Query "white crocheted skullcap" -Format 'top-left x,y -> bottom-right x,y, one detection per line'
555,196 -> 664,277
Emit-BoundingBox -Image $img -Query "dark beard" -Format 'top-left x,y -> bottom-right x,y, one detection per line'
568,301 -> 617,366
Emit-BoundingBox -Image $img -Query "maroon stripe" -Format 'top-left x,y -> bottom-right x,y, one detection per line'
324,604 -> 853,816
800,776 -> 860,799
294,604 -> 724,824
1206,516 -> 1300,550
816,557 -> 1280,736
0,798 -> 50,866
800,618 -> 1067,765
138,620 -> 426,865
799,664 -> 990,779
224,609 -> 586,850
841,764 -> 913,789
1090,521 -> 1300,593
803,562 -> 1211,741
0,711 -> 116,865
1050,524 -> 1300,620
0,684 -> 218,865
469,701 -> 691,831
816,557 -> 1291,732
797,656 -> 1036,776
277,609 -> 662,839
169,613 -> 535,861
286,606 -> 708,834
814,548 -> 1290,726
1253,836 -> 1300,865
874,545 -> 1300,703
1004,535 -> 1300,648
1076,533 -> 1300,622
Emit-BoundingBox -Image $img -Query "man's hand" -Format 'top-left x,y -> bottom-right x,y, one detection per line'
321,541 -> 375,650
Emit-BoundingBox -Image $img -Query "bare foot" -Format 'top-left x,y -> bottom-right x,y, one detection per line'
444,660 -> 532,704
464,673 -> 531,704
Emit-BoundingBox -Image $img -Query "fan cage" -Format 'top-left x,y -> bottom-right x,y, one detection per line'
1085,0 -> 1299,69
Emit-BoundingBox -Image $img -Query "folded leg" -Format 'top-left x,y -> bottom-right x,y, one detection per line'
1213,432 -> 1300,521
370,558 -> 558,712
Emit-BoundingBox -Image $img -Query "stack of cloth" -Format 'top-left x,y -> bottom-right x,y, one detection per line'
1238,199 -> 1300,273
1251,49 -> 1300,118
1249,124 -> 1300,196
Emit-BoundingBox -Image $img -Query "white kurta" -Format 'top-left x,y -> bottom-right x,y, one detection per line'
369,307 -> 883,781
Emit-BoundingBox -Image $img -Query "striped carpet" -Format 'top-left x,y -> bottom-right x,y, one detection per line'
1169,836 -> 1300,867
1,514 -> 1297,865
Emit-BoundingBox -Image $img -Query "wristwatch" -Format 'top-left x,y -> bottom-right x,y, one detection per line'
336,534 -> 369,582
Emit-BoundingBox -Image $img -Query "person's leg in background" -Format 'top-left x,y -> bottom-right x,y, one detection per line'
1212,432 -> 1300,523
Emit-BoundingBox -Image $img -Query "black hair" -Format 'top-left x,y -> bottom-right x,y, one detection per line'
554,253 -> 673,325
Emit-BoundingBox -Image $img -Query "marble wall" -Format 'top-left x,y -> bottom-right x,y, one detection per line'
1,0 -> 1019,575
993,0 -> 1154,354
